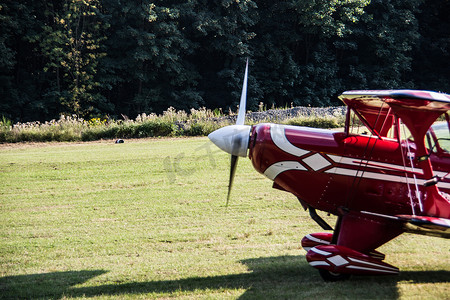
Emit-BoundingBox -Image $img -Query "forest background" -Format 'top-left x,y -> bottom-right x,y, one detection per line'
1,0 -> 449,123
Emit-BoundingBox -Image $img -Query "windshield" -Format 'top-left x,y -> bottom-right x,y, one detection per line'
427,122 -> 450,154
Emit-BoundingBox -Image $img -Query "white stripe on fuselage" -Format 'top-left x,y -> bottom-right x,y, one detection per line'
328,155 -> 423,175
264,161 -> 307,181
264,124 -> 450,190
263,160 -> 450,190
270,124 -> 310,157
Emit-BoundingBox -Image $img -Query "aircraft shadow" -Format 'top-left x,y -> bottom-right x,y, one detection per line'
1,256 -> 448,299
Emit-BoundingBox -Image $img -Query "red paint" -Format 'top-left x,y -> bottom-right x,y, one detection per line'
246,90 -> 450,278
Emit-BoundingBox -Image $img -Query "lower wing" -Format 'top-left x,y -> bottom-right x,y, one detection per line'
361,211 -> 450,239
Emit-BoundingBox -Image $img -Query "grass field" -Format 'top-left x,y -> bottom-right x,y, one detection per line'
1,137 -> 449,299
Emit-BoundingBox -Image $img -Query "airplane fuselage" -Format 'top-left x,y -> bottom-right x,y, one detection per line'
208,85 -> 450,280
249,123 -> 450,217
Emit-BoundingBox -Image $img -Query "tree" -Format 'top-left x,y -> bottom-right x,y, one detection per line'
40,0 -> 109,117
250,0 -> 370,107
177,0 -> 258,110
338,0 -> 422,90
1,0 -> 449,122
99,1 -> 202,117
0,1 -> 55,121
411,0 -> 450,93
0,2 -> 20,120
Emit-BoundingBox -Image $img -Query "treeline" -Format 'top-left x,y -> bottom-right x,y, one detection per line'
1,0 -> 449,122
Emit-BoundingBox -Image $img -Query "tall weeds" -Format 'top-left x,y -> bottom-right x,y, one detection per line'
0,107 -> 345,143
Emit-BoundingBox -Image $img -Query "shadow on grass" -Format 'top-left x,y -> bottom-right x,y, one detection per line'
1,256 -> 448,299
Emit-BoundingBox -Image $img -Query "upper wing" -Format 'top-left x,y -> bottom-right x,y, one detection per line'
339,90 -> 450,138
340,90 -> 450,108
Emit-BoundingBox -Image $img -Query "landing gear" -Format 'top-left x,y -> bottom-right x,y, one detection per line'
301,232 -> 333,251
318,269 -> 351,282
306,244 -> 399,281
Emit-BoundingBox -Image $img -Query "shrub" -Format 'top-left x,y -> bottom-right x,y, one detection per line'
0,117 -> 13,142
135,120 -> 176,137
285,116 -> 345,129
183,122 -> 205,136
0,107 -> 346,143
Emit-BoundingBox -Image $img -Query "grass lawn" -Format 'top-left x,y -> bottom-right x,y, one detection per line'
1,137 -> 449,299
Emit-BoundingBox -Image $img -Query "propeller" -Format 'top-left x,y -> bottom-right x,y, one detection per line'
208,59 -> 251,206
236,58 -> 249,126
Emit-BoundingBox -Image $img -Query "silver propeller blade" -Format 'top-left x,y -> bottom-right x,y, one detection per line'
236,58 -> 249,126
227,154 -> 239,207
208,59 -> 250,206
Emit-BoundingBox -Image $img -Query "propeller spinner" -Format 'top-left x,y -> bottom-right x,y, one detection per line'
208,59 -> 251,205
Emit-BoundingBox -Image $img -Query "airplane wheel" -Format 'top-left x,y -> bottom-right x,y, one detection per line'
318,269 -> 351,282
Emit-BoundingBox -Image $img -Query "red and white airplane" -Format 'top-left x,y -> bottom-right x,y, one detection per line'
208,61 -> 450,281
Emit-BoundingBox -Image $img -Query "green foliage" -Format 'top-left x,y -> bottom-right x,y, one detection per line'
411,0 -> 450,92
0,116 -> 11,128
39,0 -> 108,117
286,115 -> 345,129
339,0 -> 422,89
0,116 -> 12,142
182,121 -> 223,136
1,0 -> 449,122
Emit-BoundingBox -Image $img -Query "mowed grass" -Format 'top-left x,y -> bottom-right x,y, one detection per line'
0,137 -> 449,299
